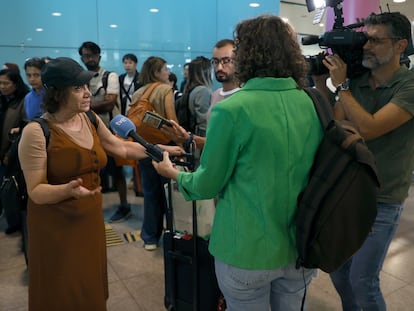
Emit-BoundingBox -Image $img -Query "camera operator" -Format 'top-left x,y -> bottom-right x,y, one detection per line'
315,12 -> 414,310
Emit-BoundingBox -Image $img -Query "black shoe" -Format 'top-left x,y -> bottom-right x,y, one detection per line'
109,205 -> 132,223
5,225 -> 20,235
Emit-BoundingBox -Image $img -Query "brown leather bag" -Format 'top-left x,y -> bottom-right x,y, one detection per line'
127,82 -> 171,144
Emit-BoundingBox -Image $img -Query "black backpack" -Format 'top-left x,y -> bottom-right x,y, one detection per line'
174,87 -> 195,132
295,88 -> 380,273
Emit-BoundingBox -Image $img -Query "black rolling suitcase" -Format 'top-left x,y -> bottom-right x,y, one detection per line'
163,167 -> 224,311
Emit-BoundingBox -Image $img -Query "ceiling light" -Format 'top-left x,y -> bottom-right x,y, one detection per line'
249,3 -> 260,7
393,0 -> 406,3
314,0 -> 326,8
149,8 -> 159,13
109,24 -> 118,28
36,28 -> 43,32
51,12 -> 62,16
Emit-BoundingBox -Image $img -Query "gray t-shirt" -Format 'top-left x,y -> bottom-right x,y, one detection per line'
350,66 -> 414,204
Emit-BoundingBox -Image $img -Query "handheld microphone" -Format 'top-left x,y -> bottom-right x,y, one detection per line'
110,115 -> 164,162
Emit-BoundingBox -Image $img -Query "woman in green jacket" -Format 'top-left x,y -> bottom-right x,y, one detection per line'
154,15 -> 323,311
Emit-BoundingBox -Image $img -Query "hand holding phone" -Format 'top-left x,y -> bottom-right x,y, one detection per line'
142,111 -> 172,129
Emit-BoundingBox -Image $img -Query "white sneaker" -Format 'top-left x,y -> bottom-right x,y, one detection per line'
144,244 -> 158,251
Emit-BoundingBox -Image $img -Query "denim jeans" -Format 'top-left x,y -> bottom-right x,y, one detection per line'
139,157 -> 168,245
215,259 -> 315,311
330,202 -> 403,311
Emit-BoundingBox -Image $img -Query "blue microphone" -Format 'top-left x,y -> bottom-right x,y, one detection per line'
110,115 -> 164,162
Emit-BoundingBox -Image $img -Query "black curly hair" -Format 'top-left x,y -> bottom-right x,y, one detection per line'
233,14 -> 309,88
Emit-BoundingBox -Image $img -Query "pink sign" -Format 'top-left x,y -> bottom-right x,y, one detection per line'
325,0 -> 380,31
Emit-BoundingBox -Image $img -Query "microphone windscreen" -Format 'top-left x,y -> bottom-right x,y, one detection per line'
301,35 -> 320,45
110,115 -> 136,139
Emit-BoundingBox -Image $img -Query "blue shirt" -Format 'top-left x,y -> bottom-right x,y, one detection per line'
24,88 -> 45,120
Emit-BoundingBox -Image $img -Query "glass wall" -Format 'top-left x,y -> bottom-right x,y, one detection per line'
1,0 -> 280,84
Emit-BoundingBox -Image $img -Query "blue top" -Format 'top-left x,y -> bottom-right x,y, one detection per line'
177,77 -> 323,269
24,88 -> 45,120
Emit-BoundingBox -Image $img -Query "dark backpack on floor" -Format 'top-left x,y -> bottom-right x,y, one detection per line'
295,88 -> 380,273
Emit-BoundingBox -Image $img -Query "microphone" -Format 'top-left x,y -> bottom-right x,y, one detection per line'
110,115 -> 164,162
301,35 -> 320,45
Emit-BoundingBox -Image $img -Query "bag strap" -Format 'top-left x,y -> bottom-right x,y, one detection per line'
141,82 -> 161,101
303,87 -> 333,130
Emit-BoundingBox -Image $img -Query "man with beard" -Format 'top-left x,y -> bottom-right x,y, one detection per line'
209,39 -> 240,111
163,40 -> 240,148
317,12 -> 414,310
79,41 -> 131,223
78,41 -> 120,126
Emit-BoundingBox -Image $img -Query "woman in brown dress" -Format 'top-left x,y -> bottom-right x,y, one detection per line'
18,57 -> 182,311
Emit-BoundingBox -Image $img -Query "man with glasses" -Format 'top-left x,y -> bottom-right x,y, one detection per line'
79,41 -> 132,223
163,39 -> 240,149
209,39 -> 240,114
316,12 -> 414,310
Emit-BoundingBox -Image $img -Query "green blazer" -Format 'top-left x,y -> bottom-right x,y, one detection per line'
178,77 -> 323,270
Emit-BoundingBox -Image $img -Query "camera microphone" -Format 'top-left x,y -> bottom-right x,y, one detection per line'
110,115 -> 164,162
301,35 -> 320,45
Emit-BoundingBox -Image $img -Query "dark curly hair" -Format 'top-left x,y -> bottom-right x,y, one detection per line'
233,14 -> 309,88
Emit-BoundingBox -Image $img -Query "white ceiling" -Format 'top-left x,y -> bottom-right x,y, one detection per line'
280,0 -> 414,36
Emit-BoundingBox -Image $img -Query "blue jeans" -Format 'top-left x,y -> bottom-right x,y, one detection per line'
215,259 -> 315,311
139,157 -> 168,245
330,202 -> 403,311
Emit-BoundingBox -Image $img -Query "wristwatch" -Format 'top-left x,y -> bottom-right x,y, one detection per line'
335,79 -> 350,93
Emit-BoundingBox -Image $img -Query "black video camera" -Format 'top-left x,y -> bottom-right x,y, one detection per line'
303,0 -> 368,78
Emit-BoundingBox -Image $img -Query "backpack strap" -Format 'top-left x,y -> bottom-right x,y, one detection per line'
85,109 -> 98,129
92,71 -> 111,97
303,87 -> 333,130
31,112 -> 98,148
32,118 -> 51,147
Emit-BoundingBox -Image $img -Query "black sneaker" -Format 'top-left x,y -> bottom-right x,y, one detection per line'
109,205 -> 132,223
5,225 -> 20,235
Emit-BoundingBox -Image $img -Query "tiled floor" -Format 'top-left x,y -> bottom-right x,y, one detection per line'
1,184 -> 414,311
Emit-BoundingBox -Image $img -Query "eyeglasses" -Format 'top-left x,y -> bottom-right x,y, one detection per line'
211,57 -> 233,67
365,35 -> 401,45
81,53 -> 99,60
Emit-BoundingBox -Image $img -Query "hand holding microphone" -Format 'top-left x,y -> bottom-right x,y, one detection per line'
110,115 -> 164,162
